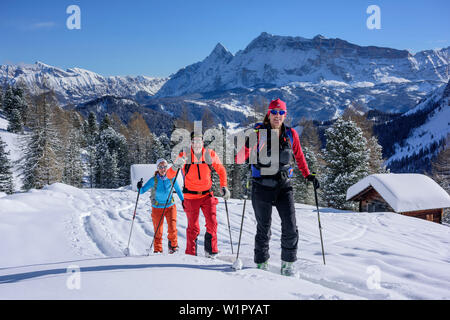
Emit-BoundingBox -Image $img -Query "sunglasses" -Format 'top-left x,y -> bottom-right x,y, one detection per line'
270,110 -> 286,116
158,165 -> 168,169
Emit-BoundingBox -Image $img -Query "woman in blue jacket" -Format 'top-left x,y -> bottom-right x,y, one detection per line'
138,159 -> 184,253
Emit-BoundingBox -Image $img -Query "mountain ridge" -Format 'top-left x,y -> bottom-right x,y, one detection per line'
1,32 -> 449,124
157,32 -> 449,97
0,62 -> 168,106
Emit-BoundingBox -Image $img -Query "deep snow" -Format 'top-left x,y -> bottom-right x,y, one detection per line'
0,183 -> 449,300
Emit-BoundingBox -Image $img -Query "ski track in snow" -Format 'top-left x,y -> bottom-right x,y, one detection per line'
1,184 -> 450,299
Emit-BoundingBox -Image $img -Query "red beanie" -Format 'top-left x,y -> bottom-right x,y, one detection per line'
267,98 -> 287,115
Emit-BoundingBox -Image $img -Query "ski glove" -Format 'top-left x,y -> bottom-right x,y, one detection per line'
306,173 -> 320,189
172,156 -> 187,170
222,187 -> 231,201
137,179 -> 143,190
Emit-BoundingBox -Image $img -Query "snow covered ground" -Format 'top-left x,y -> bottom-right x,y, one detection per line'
1,183 -> 449,300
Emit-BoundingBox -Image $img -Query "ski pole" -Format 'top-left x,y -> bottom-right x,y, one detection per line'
147,168 -> 180,255
232,177 -> 250,270
224,199 -> 234,254
313,181 -> 326,265
124,178 -> 143,256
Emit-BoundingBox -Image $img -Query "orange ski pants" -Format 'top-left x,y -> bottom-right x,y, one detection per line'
151,205 -> 178,252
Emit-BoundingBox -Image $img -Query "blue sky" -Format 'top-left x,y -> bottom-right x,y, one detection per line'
1,0 -> 449,77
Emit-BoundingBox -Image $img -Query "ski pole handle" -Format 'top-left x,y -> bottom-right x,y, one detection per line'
132,178 -> 144,220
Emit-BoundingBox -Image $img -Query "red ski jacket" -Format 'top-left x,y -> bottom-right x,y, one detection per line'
235,123 -> 310,178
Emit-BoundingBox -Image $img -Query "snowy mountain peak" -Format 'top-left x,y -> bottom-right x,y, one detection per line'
35,61 -> 55,69
252,31 -> 273,42
313,34 -> 327,40
206,42 -> 234,62
33,61 -> 72,77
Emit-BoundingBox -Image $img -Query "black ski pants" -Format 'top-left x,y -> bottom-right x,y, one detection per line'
251,179 -> 299,264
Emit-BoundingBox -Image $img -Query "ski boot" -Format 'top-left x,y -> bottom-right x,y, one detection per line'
205,251 -> 219,259
169,247 -> 178,254
256,261 -> 269,271
168,241 -> 178,254
281,261 -> 298,277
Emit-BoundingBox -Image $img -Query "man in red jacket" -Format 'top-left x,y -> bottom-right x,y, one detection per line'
167,132 -> 230,257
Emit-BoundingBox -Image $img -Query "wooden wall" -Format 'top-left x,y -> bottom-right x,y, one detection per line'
401,209 -> 443,224
356,188 -> 443,224
359,188 -> 394,213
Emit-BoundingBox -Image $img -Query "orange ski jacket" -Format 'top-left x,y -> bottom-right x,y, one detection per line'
167,147 -> 228,200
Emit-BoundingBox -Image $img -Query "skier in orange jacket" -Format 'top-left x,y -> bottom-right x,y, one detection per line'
167,132 -> 230,257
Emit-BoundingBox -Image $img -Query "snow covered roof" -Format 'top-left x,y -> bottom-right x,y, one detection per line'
346,174 -> 450,213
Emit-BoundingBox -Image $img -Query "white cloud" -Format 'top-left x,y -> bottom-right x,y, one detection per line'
28,21 -> 57,30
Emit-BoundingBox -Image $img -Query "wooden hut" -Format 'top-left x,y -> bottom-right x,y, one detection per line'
346,174 -> 450,224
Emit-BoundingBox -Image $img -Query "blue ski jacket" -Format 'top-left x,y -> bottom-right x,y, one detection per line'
140,173 -> 184,209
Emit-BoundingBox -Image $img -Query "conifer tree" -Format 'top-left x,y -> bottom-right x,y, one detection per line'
292,146 -> 318,205
127,112 -> 151,164
147,132 -> 165,163
21,90 -> 62,190
2,86 -> 15,117
158,132 -> 172,160
84,112 -> 98,188
0,88 -> 3,113
343,104 -> 388,174
368,136 -> 389,174
95,119 -> 128,188
101,150 -> 120,189
99,113 -> 112,131
321,117 -> 370,210
296,119 -> 324,205
7,108 -> 24,133
432,137 -> 450,223
0,137 -> 14,194
62,112 -> 84,188
3,85 -> 27,134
